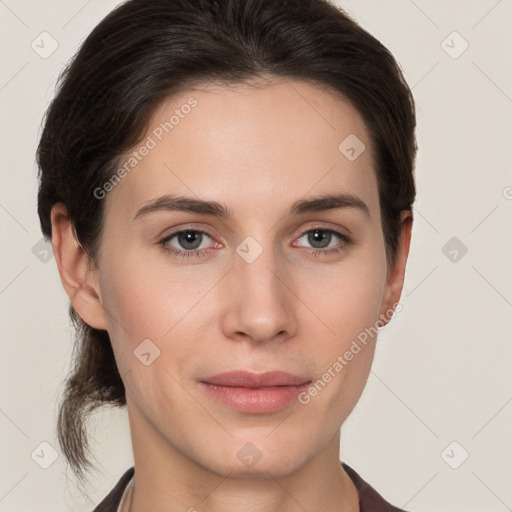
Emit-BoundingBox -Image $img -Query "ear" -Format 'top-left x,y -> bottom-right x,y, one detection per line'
50,203 -> 108,330
378,209 -> 413,326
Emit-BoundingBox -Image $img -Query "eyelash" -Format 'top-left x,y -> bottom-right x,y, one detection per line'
157,228 -> 351,259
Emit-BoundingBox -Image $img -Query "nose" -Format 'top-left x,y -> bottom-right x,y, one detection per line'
221,243 -> 298,346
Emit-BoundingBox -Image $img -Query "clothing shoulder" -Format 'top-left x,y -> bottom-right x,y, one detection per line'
91,466 -> 134,512
342,462 -> 410,512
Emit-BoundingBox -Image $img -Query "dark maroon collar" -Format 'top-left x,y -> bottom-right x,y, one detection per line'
92,463 -> 408,511
92,466 -> 134,512
341,463 -> 408,511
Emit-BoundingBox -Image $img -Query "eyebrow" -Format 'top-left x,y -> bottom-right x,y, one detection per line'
133,192 -> 371,220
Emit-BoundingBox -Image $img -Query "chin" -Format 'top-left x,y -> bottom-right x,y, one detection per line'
213,457 -> 307,480
198,435 -> 315,479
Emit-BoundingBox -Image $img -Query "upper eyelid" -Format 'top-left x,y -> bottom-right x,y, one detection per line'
161,228 -> 214,244
293,229 -> 349,248
158,216 -> 352,239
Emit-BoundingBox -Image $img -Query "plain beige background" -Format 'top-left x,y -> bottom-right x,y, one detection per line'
0,1 -> 511,511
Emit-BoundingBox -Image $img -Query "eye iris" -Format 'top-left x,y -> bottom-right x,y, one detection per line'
178,231 -> 202,250
309,229 -> 331,249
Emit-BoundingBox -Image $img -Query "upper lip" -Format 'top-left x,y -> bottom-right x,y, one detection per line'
201,370 -> 311,388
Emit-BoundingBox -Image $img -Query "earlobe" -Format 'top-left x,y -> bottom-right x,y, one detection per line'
50,203 -> 108,331
379,209 -> 413,326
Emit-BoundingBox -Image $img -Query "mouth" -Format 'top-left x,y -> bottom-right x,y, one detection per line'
199,370 -> 312,413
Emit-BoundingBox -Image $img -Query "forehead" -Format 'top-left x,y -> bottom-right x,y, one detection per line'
105,78 -> 378,221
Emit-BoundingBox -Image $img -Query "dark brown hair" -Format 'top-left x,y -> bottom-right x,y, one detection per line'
36,0 -> 416,483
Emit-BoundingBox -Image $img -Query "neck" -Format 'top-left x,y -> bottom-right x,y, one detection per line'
126,400 -> 359,512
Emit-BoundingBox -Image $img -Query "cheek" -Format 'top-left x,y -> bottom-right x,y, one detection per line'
297,248 -> 387,405
98,251 -> 216,373
305,254 -> 387,347
98,255 -> 171,354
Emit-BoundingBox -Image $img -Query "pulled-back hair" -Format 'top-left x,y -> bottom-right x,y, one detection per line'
36,0 -> 416,483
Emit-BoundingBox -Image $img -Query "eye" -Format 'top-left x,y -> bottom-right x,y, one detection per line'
158,229 -> 219,258
157,227 -> 351,260
292,228 -> 351,257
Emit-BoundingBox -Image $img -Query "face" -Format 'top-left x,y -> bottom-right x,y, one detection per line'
89,77 -> 405,478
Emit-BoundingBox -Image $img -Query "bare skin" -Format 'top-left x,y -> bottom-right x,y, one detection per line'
50,76 -> 412,512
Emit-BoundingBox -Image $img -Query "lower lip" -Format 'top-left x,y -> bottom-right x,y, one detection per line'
200,382 -> 311,413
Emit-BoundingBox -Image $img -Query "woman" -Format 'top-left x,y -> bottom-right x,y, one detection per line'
36,0 -> 416,510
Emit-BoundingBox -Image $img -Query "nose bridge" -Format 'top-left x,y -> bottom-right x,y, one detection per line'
238,242 -> 283,301
224,236 -> 295,343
